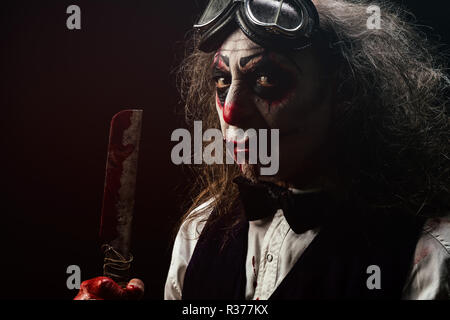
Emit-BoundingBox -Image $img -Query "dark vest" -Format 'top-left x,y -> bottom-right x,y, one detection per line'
182,205 -> 425,300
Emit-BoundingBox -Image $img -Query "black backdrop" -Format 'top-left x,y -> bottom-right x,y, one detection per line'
0,0 -> 449,299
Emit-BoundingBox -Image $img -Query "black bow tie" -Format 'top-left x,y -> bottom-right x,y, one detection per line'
233,176 -> 337,234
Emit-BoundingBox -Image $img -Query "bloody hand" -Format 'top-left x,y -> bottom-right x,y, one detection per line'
74,277 -> 144,300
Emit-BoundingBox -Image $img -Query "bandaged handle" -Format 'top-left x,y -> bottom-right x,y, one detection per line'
102,244 -> 133,288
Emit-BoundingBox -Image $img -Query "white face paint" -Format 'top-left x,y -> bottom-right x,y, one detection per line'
212,29 -> 336,188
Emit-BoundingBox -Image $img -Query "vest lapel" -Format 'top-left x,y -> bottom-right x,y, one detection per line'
182,212 -> 249,300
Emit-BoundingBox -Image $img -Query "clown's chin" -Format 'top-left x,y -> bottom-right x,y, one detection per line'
240,163 -> 264,184
240,163 -> 283,185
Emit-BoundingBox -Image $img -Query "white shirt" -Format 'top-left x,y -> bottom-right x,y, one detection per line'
164,201 -> 450,300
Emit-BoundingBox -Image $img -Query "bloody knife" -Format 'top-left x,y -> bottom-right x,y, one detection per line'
99,109 -> 143,287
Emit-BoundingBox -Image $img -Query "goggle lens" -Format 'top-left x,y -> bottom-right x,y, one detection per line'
247,0 -> 303,31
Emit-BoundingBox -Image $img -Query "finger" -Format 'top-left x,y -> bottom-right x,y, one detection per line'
76,277 -> 125,300
95,277 -> 126,300
124,278 -> 145,300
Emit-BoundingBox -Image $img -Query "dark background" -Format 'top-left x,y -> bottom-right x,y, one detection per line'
0,0 -> 448,299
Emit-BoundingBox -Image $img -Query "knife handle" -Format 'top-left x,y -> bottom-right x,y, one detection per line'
102,244 -> 133,288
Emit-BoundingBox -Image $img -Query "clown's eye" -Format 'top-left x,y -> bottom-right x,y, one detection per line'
256,75 -> 276,88
252,70 -> 292,101
213,73 -> 231,107
215,77 -> 231,89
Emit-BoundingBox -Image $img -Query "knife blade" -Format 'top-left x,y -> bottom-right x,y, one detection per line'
99,109 -> 143,286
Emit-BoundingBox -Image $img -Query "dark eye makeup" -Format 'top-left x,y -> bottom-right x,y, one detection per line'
249,60 -> 295,101
212,69 -> 231,106
211,55 -> 296,105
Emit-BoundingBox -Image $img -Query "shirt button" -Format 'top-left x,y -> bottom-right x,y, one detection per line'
266,254 -> 273,262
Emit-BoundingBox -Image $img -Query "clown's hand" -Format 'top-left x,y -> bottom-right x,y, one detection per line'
74,277 -> 144,300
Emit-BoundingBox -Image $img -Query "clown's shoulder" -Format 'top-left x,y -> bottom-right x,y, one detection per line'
403,213 -> 450,300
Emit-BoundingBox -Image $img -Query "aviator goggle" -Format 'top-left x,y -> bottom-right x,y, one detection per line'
194,0 -> 320,52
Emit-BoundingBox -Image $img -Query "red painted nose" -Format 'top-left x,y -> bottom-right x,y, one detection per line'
223,101 -> 246,126
222,87 -> 253,127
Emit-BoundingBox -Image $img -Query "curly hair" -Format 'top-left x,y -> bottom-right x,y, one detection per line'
176,0 -> 450,238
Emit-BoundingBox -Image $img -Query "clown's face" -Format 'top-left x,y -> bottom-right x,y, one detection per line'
213,29 -> 336,188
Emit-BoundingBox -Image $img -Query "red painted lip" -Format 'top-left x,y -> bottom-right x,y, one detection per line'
225,138 -> 250,160
225,137 -> 249,146
233,147 -> 249,162
225,138 -> 249,149
234,147 -> 249,154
